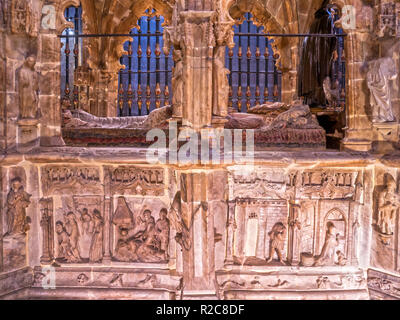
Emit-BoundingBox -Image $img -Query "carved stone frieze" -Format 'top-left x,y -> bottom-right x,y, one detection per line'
41,166 -> 101,195
105,166 -> 164,196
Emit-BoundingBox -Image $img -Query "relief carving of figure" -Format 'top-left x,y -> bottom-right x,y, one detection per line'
89,209 -> 104,262
136,210 -> 165,262
64,212 -> 82,262
314,222 -> 340,266
269,104 -> 321,130
266,222 -> 286,265
212,45 -> 230,117
172,50 -> 183,119
55,221 -> 75,262
113,205 -> 170,263
367,56 -> 398,123
18,55 -> 39,119
79,208 -> 94,256
5,177 -> 31,236
155,208 -> 170,261
377,175 -> 400,235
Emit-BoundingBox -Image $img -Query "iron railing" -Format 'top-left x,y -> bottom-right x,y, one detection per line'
59,7 -> 345,117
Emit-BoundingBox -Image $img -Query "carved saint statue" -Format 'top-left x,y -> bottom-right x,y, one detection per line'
367,56 -> 398,123
18,55 -> 39,119
89,209 -> 104,262
266,222 -> 286,264
212,45 -> 230,117
172,50 -> 183,119
377,176 -> 400,235
5,177 -> 31,236
314,222 -> 339,266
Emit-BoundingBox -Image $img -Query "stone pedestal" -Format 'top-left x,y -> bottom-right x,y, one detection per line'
371,122 -> 399,153
17,119 -> 39,153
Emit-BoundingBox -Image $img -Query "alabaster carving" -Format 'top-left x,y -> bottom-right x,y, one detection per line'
63,105 -> 172,129
39,198 -> 54,264
89,209 -> 104,263
112,197 -> 170,263
268,104 -> 321,130
4,177 -> 31,237
314,222 -> 340,266
41,166 -> 101,195
323,77 -> 340,107
376,174 -> 400,236
56,212 -> 82,263
11,0 -> 38,36
212,45 -> 230,117
171,50 -> 184,119
169,191 -> 207,251
367,56 -> 398,123
266,222 -> 287,264
107,166 -> 164,196
18,56 -> 39,119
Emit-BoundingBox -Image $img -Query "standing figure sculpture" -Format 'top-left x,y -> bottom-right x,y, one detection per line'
212,45 -> 230,117
298,1 -> 337,106
367,56 -> 398,123
18,55 -> 39,119
171,50 -> 183,119
266,222 -> 286,264
5,177 -> 31,236
64,212 -> 82,262
377,175 -> 400,235
314,222 -> 339,266
89,209 -> 104,262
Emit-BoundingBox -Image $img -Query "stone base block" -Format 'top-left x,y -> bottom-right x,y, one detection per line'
17,118 -> 39,153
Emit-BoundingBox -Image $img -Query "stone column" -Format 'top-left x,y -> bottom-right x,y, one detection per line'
39,198 -> 53,264
38,17 -> 65,146
340,2 -> 375,152
224,200 -> 235,265
102,167 -> 112,263
178,170 -> 227,297
180,11 -> 215,129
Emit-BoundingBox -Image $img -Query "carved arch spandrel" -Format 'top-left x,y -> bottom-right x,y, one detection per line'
78,0 -> 175,74
223,0 -> 300,71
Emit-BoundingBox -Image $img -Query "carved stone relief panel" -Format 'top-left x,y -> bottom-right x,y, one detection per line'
232,199 -> 288,266
111,196 -> 170,264
371,169 -> 400,273
105,166 -> 164,196
2,167 -> 31,272
294,170 -> 359,200
41,166 -> 102,196
53,195 -> 103,264
228,167 -> 289,200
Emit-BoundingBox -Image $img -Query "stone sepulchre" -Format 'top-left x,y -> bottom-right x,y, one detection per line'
0,0 -> 400,301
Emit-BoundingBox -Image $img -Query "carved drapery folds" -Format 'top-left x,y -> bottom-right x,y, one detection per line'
227,167 -> 364,267
371,171 -> 400,274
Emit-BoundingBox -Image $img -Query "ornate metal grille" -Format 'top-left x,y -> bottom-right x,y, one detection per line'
60,8 -> 346,117
61,6 -> 83,109
118,9 -> 173,116
226,13 -> 282,112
